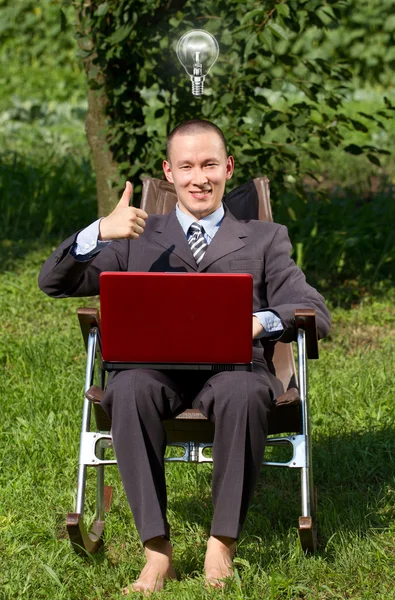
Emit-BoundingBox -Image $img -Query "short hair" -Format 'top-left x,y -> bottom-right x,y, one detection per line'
166,119 -> 228,161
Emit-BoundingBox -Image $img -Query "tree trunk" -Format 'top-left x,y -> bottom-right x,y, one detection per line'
75,1 -> 120,217
85,86 -> 120,217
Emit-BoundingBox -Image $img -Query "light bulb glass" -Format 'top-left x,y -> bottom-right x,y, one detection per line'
176,30 -> 219,96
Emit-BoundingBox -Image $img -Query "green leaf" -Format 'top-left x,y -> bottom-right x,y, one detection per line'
168,17 -> 181,28
293,114 -> 306,127
350,119 -> 369,133
315,58 -> 330,71
240,8 -> 263,25
59,8 -> 67,32
263,110 -> 280,122
267,24 -> 288,41
317,6 -> 337,23
76,48 -> 92,59
233,557 -> 251,568
300,84 -> 318,101
305,170 -> 320,182
221,30 -> 233,45
42,564 -> 62,586
383,14 -> 395,31
327,97 -> 340,110
107,25 -> 134,45
357,111 -> 375,121
113,84 -> 127,96
319,140 -> 331,150
344,144 -> 363,155
95,3 -> 109,17
279,54 -> 295,66
367,154 -> 381,167
361,145 -> 390,155
276,3 -> 290,18
296,242 -> 304,269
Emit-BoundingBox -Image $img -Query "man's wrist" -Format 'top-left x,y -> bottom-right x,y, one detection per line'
253,316 -> 264,338
253,310 -> 283,339
98,216 -> 110,241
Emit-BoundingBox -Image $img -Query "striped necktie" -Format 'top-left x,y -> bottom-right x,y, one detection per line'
188,222 -> 208,265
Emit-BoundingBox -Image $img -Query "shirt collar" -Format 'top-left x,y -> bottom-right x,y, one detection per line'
176,203 -> 225,238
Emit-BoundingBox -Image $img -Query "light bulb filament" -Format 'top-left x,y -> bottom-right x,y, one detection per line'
176,30 -> 219,96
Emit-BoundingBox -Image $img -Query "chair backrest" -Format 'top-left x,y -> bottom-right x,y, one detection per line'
140,176 -> 296,391
141,176 -> 273,220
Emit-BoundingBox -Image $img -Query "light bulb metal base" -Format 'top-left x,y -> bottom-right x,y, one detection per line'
176,29 -> 219,97
191,75 -> 205,96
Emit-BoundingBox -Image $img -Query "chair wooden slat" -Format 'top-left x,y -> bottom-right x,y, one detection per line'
78,308 -> 100,351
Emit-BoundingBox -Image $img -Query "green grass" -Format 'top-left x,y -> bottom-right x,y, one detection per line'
1,236 -> 395,599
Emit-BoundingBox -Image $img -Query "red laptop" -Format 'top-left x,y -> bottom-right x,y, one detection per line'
100,272 -> 253,371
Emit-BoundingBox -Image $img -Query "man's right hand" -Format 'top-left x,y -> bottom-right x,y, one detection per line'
99,181 -> 149,241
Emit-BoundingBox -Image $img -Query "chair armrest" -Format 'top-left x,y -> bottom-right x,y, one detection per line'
294,309 -> 318,359
78,307 -> 101,351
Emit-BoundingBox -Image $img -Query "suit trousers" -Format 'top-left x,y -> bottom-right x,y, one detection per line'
102,366 -> 282,544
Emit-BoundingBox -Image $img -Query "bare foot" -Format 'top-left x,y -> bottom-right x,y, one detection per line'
122,536 -> 177,595
204,535 -> 236,588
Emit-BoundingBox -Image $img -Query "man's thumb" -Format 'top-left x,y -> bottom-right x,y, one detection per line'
118,181 -> 133,207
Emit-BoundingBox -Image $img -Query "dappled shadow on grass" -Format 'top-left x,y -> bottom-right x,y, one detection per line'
273,178 -> 395,307
0,147 -> 97,273
313,427 -> 395,538
1,237 -> 58,274
168,427 -> 395,554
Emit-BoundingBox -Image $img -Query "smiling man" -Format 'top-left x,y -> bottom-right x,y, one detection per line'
39,119 -> 330,594
163,120 -> 234,219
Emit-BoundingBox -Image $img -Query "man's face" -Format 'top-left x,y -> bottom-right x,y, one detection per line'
163,130 -> 234,220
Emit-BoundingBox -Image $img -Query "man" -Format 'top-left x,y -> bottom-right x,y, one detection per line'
39,119 -> 330,594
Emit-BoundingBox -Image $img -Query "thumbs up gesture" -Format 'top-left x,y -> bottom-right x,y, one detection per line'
99,182 -> 149,241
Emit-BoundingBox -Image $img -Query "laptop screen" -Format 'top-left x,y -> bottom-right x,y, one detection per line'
100,272 -> 253,366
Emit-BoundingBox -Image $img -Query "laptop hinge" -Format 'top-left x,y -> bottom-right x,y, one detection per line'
102,361 -> 253,372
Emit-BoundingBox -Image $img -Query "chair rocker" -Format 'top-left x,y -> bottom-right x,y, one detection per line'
66,176 -> 320,556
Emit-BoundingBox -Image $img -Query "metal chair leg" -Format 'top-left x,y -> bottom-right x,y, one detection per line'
67,329 -> 112,555
297,328 -> 318,552
298,470 -> 317,552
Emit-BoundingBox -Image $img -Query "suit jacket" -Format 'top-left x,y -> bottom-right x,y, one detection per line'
39,208 -> 331,375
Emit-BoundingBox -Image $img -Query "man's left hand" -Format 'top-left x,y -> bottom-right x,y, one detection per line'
252,316 -> 264,339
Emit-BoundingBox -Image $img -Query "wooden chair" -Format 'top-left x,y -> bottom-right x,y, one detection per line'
67,176 -> 320,556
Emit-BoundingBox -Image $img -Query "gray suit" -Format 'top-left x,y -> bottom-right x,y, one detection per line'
39,207 -> 330,542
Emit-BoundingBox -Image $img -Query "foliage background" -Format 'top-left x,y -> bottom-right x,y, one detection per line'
75,0 -> 395,190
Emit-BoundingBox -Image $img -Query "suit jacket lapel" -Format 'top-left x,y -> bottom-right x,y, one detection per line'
152,210 -> 197,270
198,209 -> 247,271
151,208 -> 248,272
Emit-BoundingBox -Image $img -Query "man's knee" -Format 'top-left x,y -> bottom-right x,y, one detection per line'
198,371 -> 273,416
104,369 -> 181,420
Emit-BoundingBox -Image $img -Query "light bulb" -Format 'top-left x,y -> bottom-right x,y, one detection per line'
176,30 -> 219,96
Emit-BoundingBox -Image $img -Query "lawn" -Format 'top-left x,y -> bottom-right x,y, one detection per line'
0,140 -> 394,598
